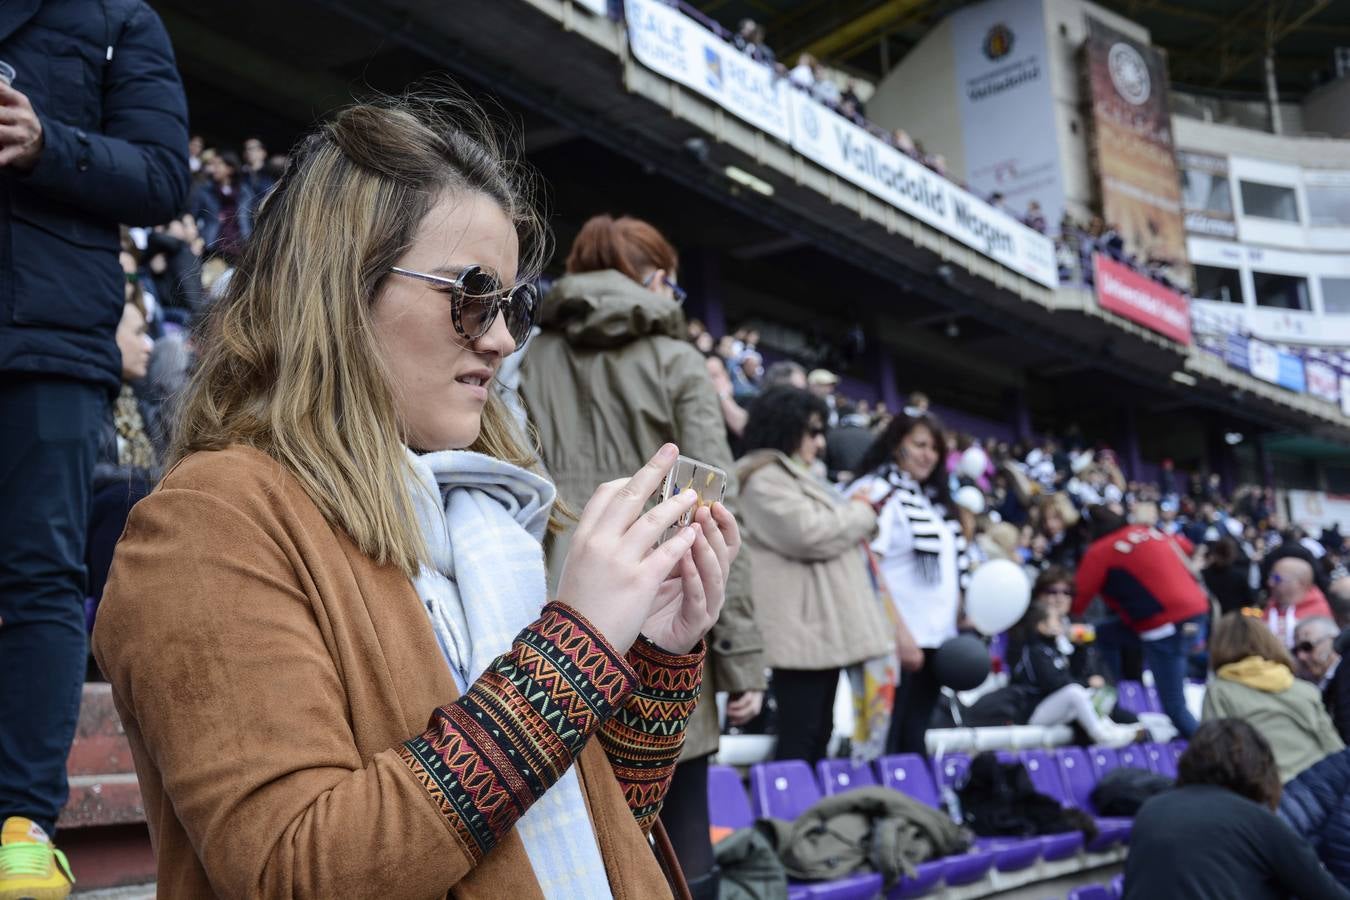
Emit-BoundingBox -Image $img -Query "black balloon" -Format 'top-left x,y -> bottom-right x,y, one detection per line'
933,635 -> 991,691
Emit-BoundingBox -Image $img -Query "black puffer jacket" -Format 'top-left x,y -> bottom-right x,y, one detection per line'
0,0 -> 189,389
1279,748 -> 1350,886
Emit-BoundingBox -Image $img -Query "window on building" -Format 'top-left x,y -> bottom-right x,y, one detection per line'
1193,264 -> 1243,304
1322,276 -> 1350,315
1239,180 -> 1300,222
1252,271 -> 1310,311
1306,184 -> 1350,227
1181,168 -> 1232,215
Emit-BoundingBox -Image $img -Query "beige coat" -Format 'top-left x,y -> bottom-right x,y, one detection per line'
92,447 -> 675,900
736,451 -> 895,671
520,269 -> 765,759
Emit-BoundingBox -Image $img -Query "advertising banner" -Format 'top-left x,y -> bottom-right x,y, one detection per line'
1249,338 -> 1306,393
950,0 -> 1065,231
1092,254 -> 1191,344
1084,19 -> 1189,285
625,0 -> 792,142
1288,490 -> 1350,531
1177,150 -> 1236,239
788,91 -> 1058,287
1307,359 -> 1340,404
1342,375 -> 1350,418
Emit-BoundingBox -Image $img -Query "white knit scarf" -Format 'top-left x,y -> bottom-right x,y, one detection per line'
405,448 -> 612,898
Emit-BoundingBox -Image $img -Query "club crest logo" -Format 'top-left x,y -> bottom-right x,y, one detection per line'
983,24 -> 1014,61
1108,41 -> 1151,105
704,46 -> 722,91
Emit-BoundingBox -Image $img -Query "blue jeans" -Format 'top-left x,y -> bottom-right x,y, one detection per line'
0,377 -> 106,836
1094,615 -> 1203,739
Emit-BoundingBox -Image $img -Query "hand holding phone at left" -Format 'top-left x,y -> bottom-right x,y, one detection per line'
644,501 -> 740,655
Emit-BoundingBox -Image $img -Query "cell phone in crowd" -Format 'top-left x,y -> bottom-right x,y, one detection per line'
658,455 -> 728,543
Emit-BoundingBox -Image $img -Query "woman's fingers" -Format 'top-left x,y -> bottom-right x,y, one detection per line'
624,488 -> 698,553
571,478 -> 628,546
678,547 -> 706,622
711,501 -> 741,559
689,528 -> 723,619
696,505 -> 731,580
602,443 -> 680,535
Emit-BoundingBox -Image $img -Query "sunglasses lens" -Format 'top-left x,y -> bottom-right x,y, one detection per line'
454,267 -> 502,340
504,283 -> 537,347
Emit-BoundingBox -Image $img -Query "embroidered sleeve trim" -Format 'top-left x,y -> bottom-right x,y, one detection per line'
599,636 -> 706,832
398,602 -> 637,861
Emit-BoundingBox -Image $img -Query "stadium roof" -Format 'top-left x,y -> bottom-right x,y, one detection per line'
692,0 -> 1350,100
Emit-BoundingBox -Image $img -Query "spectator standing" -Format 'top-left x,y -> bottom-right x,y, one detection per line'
519,214 -> 764,900
1125,719 -> 1350,900
1267,556 -> 1335,647
735,386 -> 893,764
240,136 -> 276,225
1204,534 -> 1256,615
807,367 -> 839,425
1202,612 -> 1343,783
192,149 -> 254,260
764,359 -> 807,389
732,18 -> 774,65
849,410 -> 967,755
0,4 -> 188,895
1295,617 -> 1350,744
1072,507 -> 1207,737
824,399 -> 873,484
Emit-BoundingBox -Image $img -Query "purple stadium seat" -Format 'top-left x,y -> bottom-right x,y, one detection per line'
1118,745 -> 1150,772
1067,886 -> 1113,900
707,765 -> 753,829
746,763 -> 888,900
1142,742 -> 1177,778
817,758 -> 879,796
789,887 -> 812,900
885,861 -> 946,899
878,754 -> 942,808
1088,747 -> 1120,782
1056,747 -> 1099,812
749,760 -> 821,822
1142,682 -> 1163,714
1110,873 -> 1125,897
933,752 -> 971,792
1116,680 -> 1149,715
1023,750 -> 1127,851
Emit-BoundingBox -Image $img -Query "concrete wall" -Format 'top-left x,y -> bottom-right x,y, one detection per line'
1303,77 -> 1350,138
866,15 -> 966,177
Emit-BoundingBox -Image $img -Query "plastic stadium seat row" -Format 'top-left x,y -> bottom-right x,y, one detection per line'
709,742 -> 1186,899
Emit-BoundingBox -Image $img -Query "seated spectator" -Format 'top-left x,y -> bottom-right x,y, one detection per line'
1202,612 -> 1344,783
143,213 -> 206,323
729,349 -> 763,405
732,18 -> 774,65
1008,604 -> 1142,748
735,386 -> 894,764
1295,617 -> 1350,743
788,53 -> 817,91
1280,749 -> 1350,888
1125,719 -> 1350,900
891,129 -> 919,158
1268,556 -> 1335,647
1024,200 -> 1047,234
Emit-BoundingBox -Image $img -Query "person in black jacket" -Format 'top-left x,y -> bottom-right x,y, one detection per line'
1203,534 -> 1256,616
1009,604 -> 1142,748
1127,719 -> 1349,900
0,1 -> 188,892
1281,748 -> 1350,888
1295,617 -> 1350,745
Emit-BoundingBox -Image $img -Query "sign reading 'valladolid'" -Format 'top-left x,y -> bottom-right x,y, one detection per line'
624,0 -> 1058,288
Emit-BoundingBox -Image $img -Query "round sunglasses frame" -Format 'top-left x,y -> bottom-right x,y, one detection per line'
388,265 -> 538,352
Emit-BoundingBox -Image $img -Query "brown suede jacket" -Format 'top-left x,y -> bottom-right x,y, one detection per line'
92,445 -> 702,899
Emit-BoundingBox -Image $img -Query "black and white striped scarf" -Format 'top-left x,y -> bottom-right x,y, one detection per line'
877,464 -> 972,589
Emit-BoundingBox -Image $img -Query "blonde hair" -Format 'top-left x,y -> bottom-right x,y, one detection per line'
1210,611 -> 1296,672
171,89 -> 556,578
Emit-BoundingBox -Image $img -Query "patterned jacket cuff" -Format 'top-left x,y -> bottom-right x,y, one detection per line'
398,602 -> 637,861
599,637 -> 705,831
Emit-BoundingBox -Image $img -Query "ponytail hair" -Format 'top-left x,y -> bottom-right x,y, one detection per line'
565,214 -> 678,283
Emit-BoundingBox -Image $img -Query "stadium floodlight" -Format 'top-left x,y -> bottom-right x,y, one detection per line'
724,165 -> 774,196
1171,370 -> 1198,386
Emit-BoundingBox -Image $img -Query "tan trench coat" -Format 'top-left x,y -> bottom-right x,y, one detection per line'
735,451 -> 895,670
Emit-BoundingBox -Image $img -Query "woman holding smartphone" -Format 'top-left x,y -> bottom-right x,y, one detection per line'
93,93 -> 736,899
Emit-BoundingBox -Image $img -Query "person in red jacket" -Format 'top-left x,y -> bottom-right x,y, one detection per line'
1266,556 -> 1335,648
1073,506 -> 1207,737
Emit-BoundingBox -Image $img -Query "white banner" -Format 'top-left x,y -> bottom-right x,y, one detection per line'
625,0 -> 792,142
787,91 -> 1058,287
950,0 -> 1065,232
1288,490 -> 1350,532
1341,375 -> 1350,417
1248,339 -> 1280,384
1307,359 -> 1340,403
624,0 -> 1058,288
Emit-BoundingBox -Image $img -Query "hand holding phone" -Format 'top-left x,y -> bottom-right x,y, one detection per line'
658,455 -> 728,544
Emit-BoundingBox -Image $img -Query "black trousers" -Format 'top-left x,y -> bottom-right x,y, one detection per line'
887,649 -> 940,756
0,377 -> 106,835
770,667 -> 840,765
659,754 -> 714,883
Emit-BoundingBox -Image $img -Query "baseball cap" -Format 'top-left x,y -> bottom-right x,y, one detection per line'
808,369 -> 839,386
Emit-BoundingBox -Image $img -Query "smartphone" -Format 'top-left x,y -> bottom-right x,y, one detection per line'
658,455 -> 728,543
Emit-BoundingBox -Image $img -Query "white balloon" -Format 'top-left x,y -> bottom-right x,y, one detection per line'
964,558 -> 1031,636
954,484 -> 986,515
958,446 -> 989,481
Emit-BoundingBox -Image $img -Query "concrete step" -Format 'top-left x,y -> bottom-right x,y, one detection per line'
61,824 -> 156,895
59,774 -> 145,830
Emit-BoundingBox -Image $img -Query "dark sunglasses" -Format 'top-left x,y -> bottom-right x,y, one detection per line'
389,265 -> 537,352
1039,587 -> 1073,597
1294,636 -> 1331,655
807,425 -> 827,438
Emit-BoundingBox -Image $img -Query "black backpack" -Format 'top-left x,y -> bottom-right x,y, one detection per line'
1089,767 -> 1173,816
